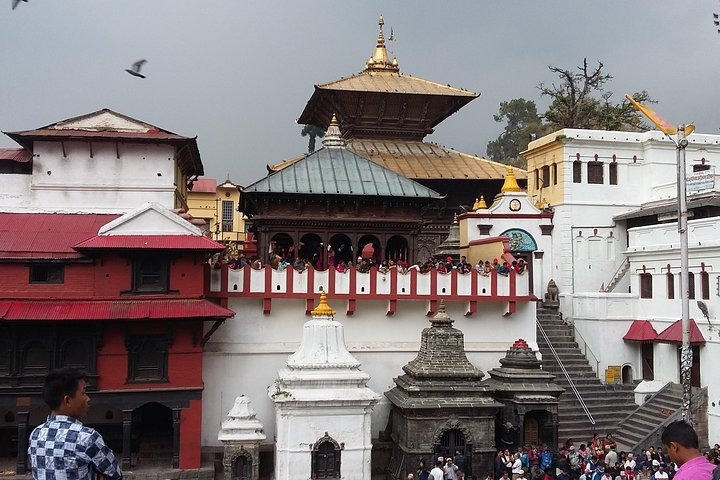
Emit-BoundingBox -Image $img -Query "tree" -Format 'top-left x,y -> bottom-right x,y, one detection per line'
486,98 -> 545,168
539,58 -> 650,131
300,124 -> 325,153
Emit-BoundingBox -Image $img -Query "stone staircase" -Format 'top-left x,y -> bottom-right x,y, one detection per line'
603,258 -> 629,293
536,307 -> 637,444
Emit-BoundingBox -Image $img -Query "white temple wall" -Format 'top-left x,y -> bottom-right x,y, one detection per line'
0,173 -> 32,211
9,141 -> 178,213
202,297 -> 537,449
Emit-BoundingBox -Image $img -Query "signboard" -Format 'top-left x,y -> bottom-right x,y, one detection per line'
605,365 -> 622,384
687,168 -> 715,193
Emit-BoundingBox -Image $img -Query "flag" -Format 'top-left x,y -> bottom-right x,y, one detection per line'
625,94 -> 677,135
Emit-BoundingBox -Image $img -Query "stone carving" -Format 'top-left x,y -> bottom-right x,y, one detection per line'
544,279 -> 560,308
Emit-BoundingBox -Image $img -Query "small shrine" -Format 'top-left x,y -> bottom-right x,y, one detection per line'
218,395 -> 266,480
482,339 -> 564,449
384,301 -> 502,479
269,291 -> 380,480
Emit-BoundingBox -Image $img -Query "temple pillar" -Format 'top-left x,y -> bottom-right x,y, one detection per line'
122,409 -> 133,469
172,408 -> 181,469
15,411 -> 29,474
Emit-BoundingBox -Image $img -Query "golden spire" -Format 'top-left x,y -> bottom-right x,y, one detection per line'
472,197 -> 480,210
478,195 -> 487,209
311,288 -> 336,316
364,15 -> 399,73
500,166 -> 522,193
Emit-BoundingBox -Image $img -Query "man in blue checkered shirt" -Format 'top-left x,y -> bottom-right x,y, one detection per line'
28,368 -> 122,480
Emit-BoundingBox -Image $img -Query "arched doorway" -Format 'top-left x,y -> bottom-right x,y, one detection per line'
523,410 -> 554,448
329,234 -> 353,266
233,452 -> 252,480
311,433 -> 341,479
358,235 -> 381,263
299,233 -> 323,268
132,402 -> 173,467
269,233 -> 294,265
438,428 -> 466,459
622,364 -> 633,384
385,235 -> 409,263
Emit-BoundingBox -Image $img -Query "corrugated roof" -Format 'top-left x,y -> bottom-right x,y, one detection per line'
0,299 -> 234,321
245,147 -> 442,198
0,148 -> 32,163
0,213 -> 119,259
317,71 -> 477,97
268,140 -> 526,181
656,319 -> 706,345
622,320 -> 658,342
191,178 -> 217,193
74,234 -> 224,251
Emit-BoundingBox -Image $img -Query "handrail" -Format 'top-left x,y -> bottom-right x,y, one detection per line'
603,258 -> 629,292
537,320 -> 596,425
573,325 -> 600,376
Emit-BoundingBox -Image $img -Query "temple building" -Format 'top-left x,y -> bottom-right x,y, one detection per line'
261,16 -> 526,260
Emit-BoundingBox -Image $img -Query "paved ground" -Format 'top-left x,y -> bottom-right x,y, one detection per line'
0,458 -> 217,480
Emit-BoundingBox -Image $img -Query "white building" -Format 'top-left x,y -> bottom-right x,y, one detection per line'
523,128 -> 720,442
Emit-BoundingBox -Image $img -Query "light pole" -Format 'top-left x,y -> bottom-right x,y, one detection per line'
675,125 -> 692,423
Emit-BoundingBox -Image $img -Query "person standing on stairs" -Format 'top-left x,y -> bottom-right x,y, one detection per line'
660,420 -> 716,479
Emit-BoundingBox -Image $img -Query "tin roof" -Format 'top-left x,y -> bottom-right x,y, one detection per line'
0,148 -> 32,163
245,146 -> 442,198
655,319 -> 706,345
0,299 -> 234,321
0,213 -> 119,260
622,320 -> 659,342
74,234 -> 224,251
268,139 -> 525,181
190,178 -> 217,193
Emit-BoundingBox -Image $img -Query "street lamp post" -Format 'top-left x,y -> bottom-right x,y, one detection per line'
675,125 -> 692,423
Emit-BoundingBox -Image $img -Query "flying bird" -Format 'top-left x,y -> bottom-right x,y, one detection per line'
125,59 -> 147,78
714,13 -> 719,18
11,0 -> 28,10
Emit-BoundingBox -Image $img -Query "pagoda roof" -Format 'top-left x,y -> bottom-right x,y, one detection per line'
312,71 -> 477,98
245,146 -> 442,199
269,139 -> 527,181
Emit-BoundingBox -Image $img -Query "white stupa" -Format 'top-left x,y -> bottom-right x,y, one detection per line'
218,395 -> 266,480
270,290 -> 380,480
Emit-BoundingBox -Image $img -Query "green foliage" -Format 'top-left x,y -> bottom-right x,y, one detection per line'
486,98 -> 544,169
300,124 -> 325,153
487,59 -> 652,165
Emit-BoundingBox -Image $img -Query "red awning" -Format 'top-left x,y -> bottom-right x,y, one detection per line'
656,319 -> 706,345
74,235 -> 224,251
0,299 -> 234,321
623,320 -> 658,342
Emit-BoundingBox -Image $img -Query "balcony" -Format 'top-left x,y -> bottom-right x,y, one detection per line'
206,264 -> 535,316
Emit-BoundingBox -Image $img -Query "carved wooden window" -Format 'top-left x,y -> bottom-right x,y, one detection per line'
666,272 -> 675,300
609,162 -> 618,185
311,433 -> 341,479
587,161 -> 603,184
0,340 -> 10,374
552,163 -> 558,185
639,273 -> 652,299
127,335 -> 169,383
572,161 -> 582,183
132,256 -> 169,293
29,264 -> 64,284
688,273 -> 695,300
701,271 -> 710,300
541,165 -> 550,188
61,340 -> 89,371
21,342 -> 50,376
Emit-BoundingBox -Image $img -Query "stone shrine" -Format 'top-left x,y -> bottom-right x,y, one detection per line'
270,291 -> 380,480
482,339 -> 563,450
385,301 -> 502,479
218,396 -> 266,480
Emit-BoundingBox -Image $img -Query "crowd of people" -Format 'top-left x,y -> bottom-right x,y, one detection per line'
220,252 -> 528,277
408,426 -> 719,480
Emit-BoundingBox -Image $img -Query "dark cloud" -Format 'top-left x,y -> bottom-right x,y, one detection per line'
1,1 -> 718,184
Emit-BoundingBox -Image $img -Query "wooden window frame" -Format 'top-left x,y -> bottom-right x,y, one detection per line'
640,273 -> 653,299
587,161 -> 604,184
573,160 -> 582,183
29,264 -> 64,284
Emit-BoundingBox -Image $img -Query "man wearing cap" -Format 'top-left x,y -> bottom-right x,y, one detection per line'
569,445 -> 581,478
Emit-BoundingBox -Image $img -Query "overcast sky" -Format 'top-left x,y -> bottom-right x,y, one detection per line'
1,1 -> 719,184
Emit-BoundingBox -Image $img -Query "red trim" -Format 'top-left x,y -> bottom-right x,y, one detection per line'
427,299 -> 437,316
465,301 -> 477,316
410,268 -> 418,295
347,298 -> 356,316
450,269 -> 457,296
491,271 -> 497,297
387,299 -> 397,316
74,235 -> 224,251
263,298 -> 272,315
369,267 -> 377,293
504,301 -> 516,316
305,298 -> 314,315
307,267 -> 315,295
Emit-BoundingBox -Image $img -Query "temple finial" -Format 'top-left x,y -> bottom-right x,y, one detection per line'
322,114 -> 346,148
500,166 -> 522,193
311,288 -> 336,317
364,15 -> 399,73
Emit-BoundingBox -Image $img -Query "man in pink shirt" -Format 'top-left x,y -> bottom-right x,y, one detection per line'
661,420 -> 716,479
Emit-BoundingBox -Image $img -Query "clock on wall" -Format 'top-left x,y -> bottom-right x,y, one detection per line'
509,199 -> 521,212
